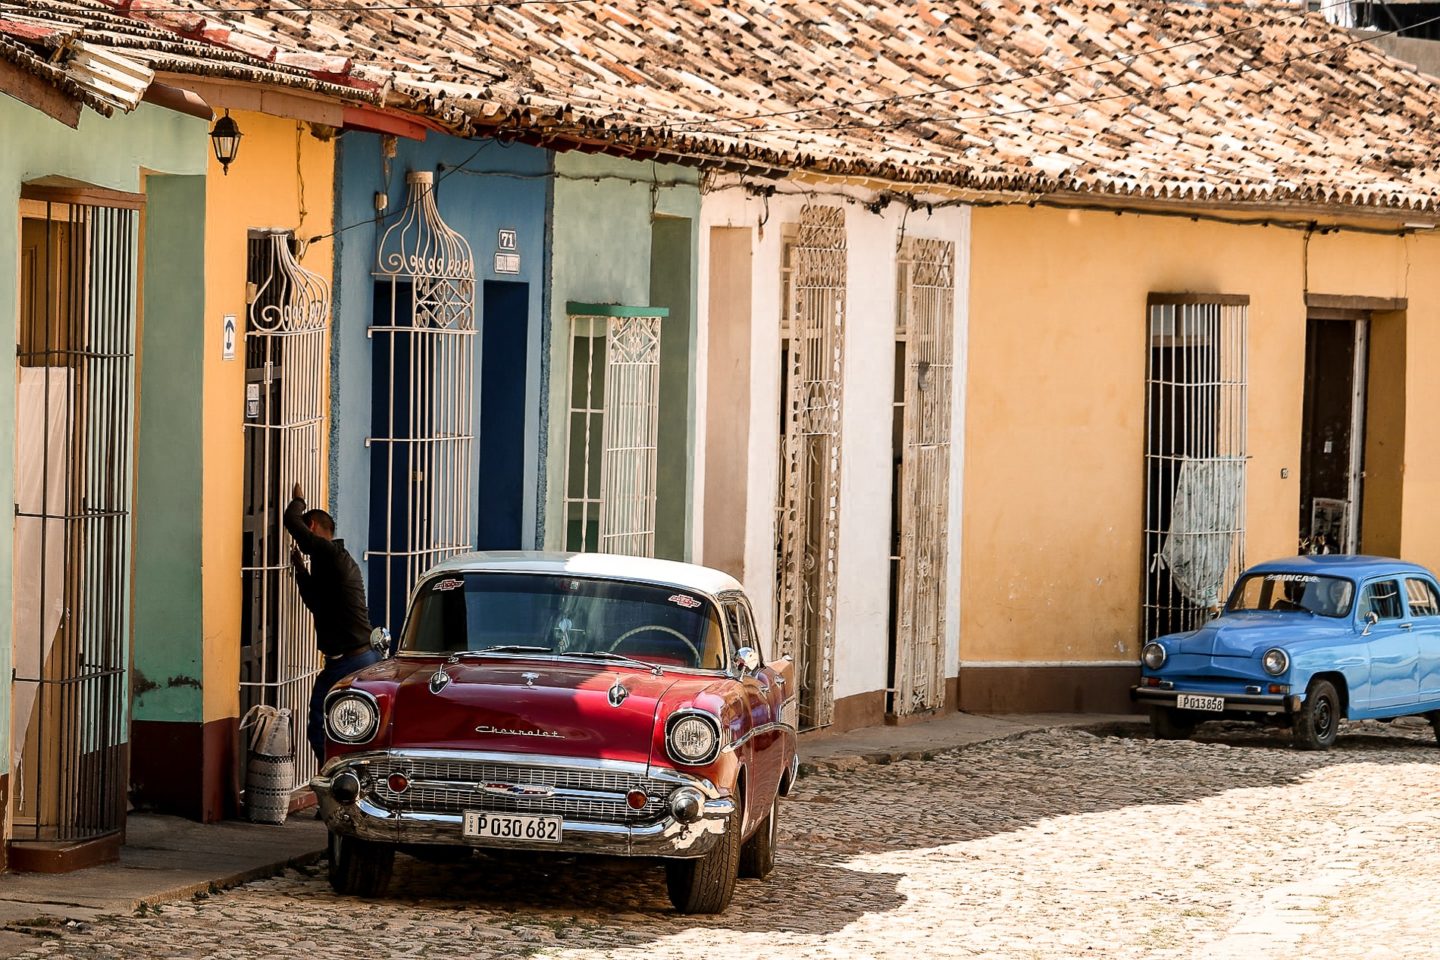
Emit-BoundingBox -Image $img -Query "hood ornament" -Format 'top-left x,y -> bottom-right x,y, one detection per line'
607,678 -> 629,707
522,671 -> 540,687
428,669 -> 451,695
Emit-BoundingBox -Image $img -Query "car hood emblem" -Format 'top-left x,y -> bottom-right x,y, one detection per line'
474,724 -> 565,739
607,679 -> 629,707
480,781 -> 555,798
522,671 -> 540,687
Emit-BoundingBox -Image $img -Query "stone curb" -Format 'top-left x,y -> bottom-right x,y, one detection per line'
796,718 -> 1148,779
128,848 -> 326,914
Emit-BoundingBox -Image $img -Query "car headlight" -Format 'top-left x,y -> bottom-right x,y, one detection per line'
1262,648 -> 1290,676
1142,642 -> 1167,670
666,712 -> 722,766
326,692 -> 379,744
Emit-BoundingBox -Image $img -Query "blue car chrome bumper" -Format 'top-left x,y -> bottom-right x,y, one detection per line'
1132,686 -> 1302,715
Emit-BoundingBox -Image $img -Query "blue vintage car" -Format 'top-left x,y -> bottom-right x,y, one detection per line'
1133,555 -> 1440,749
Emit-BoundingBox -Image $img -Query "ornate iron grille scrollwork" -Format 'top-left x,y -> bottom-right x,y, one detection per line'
240,230 -> 331,795
368,171 -> 477,632
891,237 -> 955,717
775,205 -> 847,731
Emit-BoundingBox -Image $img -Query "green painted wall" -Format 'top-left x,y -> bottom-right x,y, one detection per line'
133,174 -> 207,723
650,217 -> 696,561
0,100 -> 208,774
544,153 -> 700,557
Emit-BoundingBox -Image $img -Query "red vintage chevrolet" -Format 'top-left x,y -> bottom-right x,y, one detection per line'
312,552 -> 799,914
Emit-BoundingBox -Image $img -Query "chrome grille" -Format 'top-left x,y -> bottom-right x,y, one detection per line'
361,756 -> 670,823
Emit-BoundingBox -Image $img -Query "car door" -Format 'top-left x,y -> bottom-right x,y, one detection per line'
722,598 -> 782,809
1402,577 -> 1440,706
1357,578 -> 1420,710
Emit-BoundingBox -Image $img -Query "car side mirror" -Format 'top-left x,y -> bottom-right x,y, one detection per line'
1361,611 -> 1379,636
370,626 -> 391,655
736,646 -> 760,674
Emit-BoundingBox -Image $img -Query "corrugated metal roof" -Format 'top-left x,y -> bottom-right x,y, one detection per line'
0,0 -> 383,119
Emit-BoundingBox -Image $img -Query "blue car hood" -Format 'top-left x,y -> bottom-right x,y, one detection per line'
1167,613 -> 1346,658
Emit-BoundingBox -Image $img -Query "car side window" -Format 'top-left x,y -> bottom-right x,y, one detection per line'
1405,578 -> 1440,618
736,602 -> 764,667
1358,580 -> 1405,621
721,600 -> 748,656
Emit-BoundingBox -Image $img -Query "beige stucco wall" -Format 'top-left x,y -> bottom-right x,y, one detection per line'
963,204 -> 1440,666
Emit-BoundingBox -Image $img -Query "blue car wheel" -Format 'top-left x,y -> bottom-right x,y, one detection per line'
1292,679 -> 1340,751
1149,707 -> 1196,741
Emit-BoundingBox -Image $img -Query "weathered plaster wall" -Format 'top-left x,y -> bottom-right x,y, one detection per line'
330,132 -> 550,615
964,205 -> 1440,670
0,100 -> 207,780
543,153 -> 700,558
695,187 -> 971,708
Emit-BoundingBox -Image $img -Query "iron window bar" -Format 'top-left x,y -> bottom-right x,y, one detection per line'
366,170 -> 477,634
773,205 -> 847,732
239,229 -> 332,797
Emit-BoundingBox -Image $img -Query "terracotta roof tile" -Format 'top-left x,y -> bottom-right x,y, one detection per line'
18,0 -> 1440,212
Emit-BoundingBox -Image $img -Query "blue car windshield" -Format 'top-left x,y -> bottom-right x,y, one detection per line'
1227,573 -> 1354,618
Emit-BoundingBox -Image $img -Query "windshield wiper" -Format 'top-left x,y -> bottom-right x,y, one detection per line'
453,645 -> 554,656
560,650 -> 663,676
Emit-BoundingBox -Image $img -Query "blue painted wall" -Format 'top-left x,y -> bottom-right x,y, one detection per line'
329,132 -> 551,628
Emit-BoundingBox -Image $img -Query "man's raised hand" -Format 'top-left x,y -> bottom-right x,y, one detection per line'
293,482 -> 305,501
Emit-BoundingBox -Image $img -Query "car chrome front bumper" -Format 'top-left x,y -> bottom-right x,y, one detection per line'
312,750 -> 735,859
1132,687 -> 1302,715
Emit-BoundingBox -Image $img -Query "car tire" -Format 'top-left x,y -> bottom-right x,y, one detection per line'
665,801 -> 742,914
738,796 -> 778,880
1293,679 -> 1341,751
1429,711 -> 1440,746
1149,707 -> 1196,741
328,830 -> 395,897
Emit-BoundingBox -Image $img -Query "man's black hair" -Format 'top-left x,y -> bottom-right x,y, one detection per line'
303,509 -> 336,536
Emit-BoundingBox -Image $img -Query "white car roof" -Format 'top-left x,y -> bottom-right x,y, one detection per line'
423,551 -> 746,598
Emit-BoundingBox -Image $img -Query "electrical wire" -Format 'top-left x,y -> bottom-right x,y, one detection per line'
303,134 -> 496,246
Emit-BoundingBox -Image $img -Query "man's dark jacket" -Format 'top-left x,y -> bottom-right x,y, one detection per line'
284,497 -> 372,657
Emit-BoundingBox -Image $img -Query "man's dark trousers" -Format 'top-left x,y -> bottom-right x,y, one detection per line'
309,648 -> 382,762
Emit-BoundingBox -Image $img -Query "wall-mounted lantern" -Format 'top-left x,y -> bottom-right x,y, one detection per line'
210,109 -> 243,175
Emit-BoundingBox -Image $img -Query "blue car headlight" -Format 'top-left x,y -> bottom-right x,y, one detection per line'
1142,642 -> 1167,670
1262,648 -> 1290,676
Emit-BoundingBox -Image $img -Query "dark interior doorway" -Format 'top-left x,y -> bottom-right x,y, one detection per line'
1299,314 -> 1368,554
477,280 -> 530,550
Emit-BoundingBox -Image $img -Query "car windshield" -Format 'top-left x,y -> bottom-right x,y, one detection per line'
1227,572 -> 1354,618
399,572 -> 728,670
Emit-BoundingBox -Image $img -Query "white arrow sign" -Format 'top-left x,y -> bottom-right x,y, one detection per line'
222,314 -> 237,361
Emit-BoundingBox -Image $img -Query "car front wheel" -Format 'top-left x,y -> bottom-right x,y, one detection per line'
328,830 -> 395,897
1429,711 -> 1440,746
738,795 -> 778,880
1149,707 -> 1196,741
1292,679 -> 1340,751
665,802 -> 742,914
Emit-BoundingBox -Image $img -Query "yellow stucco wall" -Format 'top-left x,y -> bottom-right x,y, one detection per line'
201,112 -> 334,724
963,205 -> 1440,665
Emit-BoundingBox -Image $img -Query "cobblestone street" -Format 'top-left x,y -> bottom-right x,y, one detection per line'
11,722 -> 1440,959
